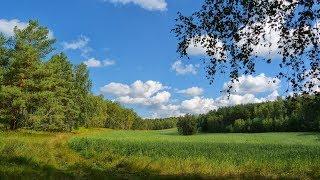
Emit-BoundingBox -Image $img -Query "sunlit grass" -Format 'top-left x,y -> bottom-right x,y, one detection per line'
1,128 -> 320,178
70,129 -> 320,178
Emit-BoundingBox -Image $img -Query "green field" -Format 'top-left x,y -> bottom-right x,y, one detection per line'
1,129 -> 320,179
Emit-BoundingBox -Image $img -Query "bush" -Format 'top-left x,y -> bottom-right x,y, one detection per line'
233,119 -> 246,133
262,118 -> 273,132
250,118 -> 264,132
177,115 -> 197,135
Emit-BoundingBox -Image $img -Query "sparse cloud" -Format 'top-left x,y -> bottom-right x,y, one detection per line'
171,60 -> 199,75
84,58 -> 116,68
62,35 -> 91,57
105,0 -> 167,11
177,87 -> 204,97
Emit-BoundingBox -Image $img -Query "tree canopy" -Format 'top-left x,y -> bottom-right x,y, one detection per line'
172,0 -> 320,95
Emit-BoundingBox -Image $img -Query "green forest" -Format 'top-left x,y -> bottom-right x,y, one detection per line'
0,21 -> 144,131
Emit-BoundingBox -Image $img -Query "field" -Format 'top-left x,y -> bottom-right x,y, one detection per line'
1,129 -> 320,179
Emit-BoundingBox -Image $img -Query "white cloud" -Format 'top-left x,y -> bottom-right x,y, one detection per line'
238,22 -> 281,58
84,58 -> 116,68
107,0 -> 167,11
101,82 -> 130,96
187,36 -> 224,57
62,35 -> 89,50
215,93 -> 262,107
101,80 -> 169,106
62,35 -> 92,57
101,77 -> 282,118
0,19 -> 54,39
223,73 -> 280,95
187,42 -> 207,56
187,23 -> 281,58
180,96 -> 217,114
171,60 -> 199,75
265,90 -> 280,101
0,19 -> 27,37
84,58 -> 102,67
103,59 -> 116,66
177,87 -> 203,97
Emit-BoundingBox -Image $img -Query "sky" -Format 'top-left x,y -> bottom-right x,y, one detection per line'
0,0 -> 289,118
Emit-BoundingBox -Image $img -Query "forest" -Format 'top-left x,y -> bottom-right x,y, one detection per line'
176,96 -> 320,135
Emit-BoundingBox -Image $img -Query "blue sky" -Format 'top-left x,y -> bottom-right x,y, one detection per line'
0,0 -> 286,118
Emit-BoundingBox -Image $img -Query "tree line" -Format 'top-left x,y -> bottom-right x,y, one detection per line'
0,21 -> 170,132
177,95 -> 320,135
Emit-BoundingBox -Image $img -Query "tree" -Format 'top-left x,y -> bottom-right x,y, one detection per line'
173,0 -> 320,95
32,53 -> 80,131
73,63 -> 92,127
0,21 -> 54,130
177,114 -> 198,135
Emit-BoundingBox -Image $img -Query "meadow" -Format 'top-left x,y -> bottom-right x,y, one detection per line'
1,128 -> 320,179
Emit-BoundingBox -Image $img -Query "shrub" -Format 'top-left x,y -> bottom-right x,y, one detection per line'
177,115 -> 197,135
233,119 -> 246,133
262,118 -> 273,132
251,118 -> 264,132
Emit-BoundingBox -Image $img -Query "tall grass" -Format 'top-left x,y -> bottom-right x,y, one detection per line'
69,129 -> 320,178
1,128 -> 320,178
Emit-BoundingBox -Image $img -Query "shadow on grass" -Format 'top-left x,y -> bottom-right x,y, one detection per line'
0,155 -> 301,179
296,132 -> 320,141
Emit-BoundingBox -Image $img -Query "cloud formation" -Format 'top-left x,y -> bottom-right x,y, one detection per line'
106,0 -> 167,11
0,19 -> 54,39
62,35 -> 91,57
84,58 -> 116,68
101,74 -> 281,118
171,60 -> 199,75
223,73 -> 280,95
101,80 -> 170,106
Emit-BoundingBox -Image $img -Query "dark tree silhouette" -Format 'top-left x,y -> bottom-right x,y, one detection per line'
172,0 -> 320,95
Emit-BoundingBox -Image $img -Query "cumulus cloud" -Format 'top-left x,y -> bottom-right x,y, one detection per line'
0,19 -> 54,39
180,96 -> 217,114
100,82 -> 130,96
101,75 -> 282,118
84,58 -> 116,68
106,0 -> 167,11
223,73 -> 280,95
171,60 -> 199,75
101,80 -> 169,106
177,87 -> 204,97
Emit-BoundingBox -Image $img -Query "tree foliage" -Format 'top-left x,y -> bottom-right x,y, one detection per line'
0,21 -> 143,131
173,0 -> 320,95
177,114 -> 198,135
196,95 -> 320,133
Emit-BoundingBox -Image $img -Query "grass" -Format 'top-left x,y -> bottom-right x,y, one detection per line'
1,128 -> 320,178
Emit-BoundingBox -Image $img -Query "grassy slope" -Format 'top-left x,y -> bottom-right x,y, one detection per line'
1,129 -> 320,179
